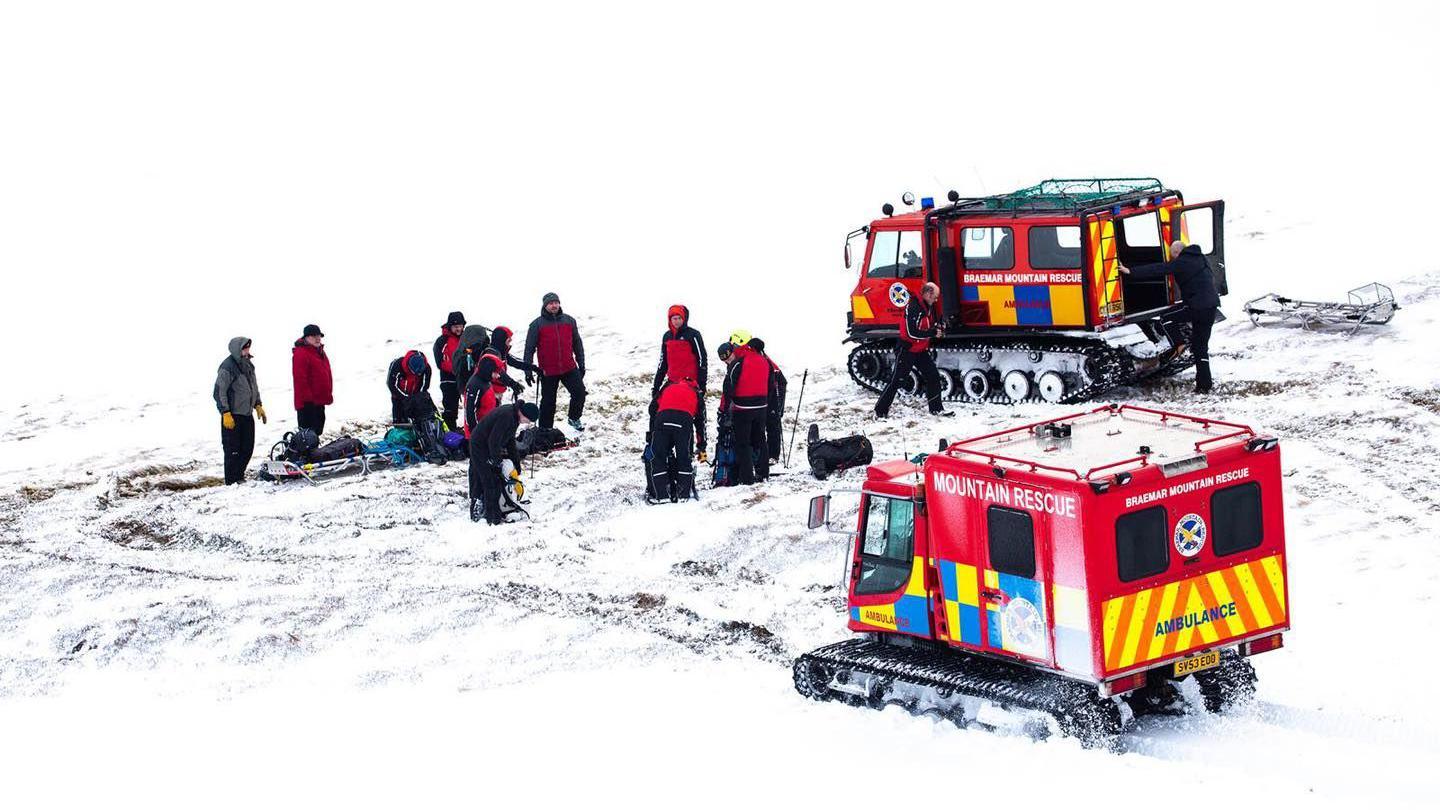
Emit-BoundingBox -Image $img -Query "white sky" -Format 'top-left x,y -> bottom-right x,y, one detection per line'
1,0 -> 1436,397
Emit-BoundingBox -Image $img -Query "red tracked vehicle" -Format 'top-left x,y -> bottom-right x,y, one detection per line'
795,404 -> 1288,745
842,179 -> 1227,403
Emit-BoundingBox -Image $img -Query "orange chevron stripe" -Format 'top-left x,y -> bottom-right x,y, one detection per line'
1191,575 -> 1242,639
1133,582 -> 1169,665
1249,559 -> 1286,626
1159,580 -> 1193,659
1219,565 -> 1259,632
1105,593 -> 1137,671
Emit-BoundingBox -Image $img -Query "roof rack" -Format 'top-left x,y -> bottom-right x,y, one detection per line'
936,177 -> 1167,218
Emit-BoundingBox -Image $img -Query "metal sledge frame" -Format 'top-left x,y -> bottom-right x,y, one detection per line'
1244,282 -> 1398,335
261,442 -> 424,485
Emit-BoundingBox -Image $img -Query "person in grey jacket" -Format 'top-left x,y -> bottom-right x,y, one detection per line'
213,336 -> 267,484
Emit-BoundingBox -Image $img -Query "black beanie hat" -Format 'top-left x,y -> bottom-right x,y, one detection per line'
446,311 -> 466,326
518,402 -> 540,421
542,292 -> 560,306
717,341 -> 734,359
302,324 -> 323,338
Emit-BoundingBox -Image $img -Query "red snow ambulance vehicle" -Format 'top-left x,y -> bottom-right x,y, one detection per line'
843,178 -> 1226,403
796,404 -> 1287,745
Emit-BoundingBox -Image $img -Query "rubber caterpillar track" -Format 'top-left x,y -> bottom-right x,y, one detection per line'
847,328 -> 1193,405
794,637 -> 1126,747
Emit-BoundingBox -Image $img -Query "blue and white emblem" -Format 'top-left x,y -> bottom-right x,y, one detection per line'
888,282 -> 910,308
1174,513 -> 1207,558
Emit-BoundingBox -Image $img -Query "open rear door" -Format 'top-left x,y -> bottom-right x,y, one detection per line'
1172,201 -> 1227,296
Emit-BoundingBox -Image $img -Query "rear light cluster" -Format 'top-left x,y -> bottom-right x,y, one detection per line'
1100,671 -> 1148,697
1242,634 -> 1284,656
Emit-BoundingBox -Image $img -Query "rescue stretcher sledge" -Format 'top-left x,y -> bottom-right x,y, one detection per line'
258,441 -> 424,484
1243,282 -> 1398,334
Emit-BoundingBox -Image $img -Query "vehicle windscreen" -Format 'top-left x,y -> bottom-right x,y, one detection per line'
856,496 -> 915,594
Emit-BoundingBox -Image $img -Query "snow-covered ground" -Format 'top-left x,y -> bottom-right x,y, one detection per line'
5,2 -> 1440,806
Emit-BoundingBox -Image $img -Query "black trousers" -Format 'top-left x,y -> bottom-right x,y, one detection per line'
875,348 -> 942,416
391,396 -> 406,423
539,370 -> 586,429
221,414 -> 255,485
297,404 -> 326,436
651,410 -> 696,501
766,400 -> 784,463
468,454 -> 505,524
439,378 -> 460,429
1188,307 -> 1217,391
731,408 -> 767,485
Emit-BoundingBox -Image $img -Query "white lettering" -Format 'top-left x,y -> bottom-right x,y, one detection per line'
1122,468 -> 1251,508
929,471 -> 1076,518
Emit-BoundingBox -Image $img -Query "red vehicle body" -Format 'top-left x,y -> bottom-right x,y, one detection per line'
800,405 -> 1287,736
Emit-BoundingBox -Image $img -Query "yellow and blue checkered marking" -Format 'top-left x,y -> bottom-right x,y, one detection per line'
936,559 -> 982,645
962,284 -> 1085,327
851,557 -> 932,636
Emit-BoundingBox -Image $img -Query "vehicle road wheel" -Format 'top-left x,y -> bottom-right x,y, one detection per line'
1037,371 -> 1067,403
962,369 -> 991,400
1003,370 -> 1033,402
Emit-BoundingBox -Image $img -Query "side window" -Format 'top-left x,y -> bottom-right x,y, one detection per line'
867,231 -> 922,278
896,230 -> 924,278
855,496 -> 916,595
1211,482 -> 1263,555
1116,506 -> 1169,582
987,506 -> 1035,578
1120,212 -> 1161,248
1027,225 -> 1082,269
962,226 -> 1014,270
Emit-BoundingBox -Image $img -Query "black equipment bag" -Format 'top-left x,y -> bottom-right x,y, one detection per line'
310,436 -> 364,463
807,431 -> 873,480
516,426 -> 572,457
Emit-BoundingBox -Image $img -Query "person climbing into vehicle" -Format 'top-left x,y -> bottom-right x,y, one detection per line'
647,376 -> 707,503
291,324 -> 332,437
875,281 -> 952,419
1118,240 -> 1220,394
463,325 -> 532,433
652,304 -> 707,398
469,401 -> 538,524
523,292 -> 587,431
433,311 -> 466,429
721,331 -> 775,485
214,336 -> 266,485
387,350 -> 432,423
747,336 -> 787,465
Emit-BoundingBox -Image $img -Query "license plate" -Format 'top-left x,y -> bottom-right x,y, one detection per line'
1174,650 -> 1221,677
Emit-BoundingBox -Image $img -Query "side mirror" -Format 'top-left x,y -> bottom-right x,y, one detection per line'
844,241 -> 851,269
807,494 -> 830,530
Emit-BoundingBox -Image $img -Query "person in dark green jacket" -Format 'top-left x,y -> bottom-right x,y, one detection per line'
214,336 -> 267,484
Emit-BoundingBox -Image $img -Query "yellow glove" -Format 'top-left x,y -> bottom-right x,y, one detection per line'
221,412 -> 236,430
255,404 -> 268,424
698,450 -> 709,463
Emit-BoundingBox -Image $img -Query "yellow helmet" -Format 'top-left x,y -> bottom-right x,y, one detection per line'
729,329 -> 752,346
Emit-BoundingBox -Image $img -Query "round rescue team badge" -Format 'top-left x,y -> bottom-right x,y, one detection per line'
1174,513 -> 1207,557
1001,597 -> 1046,658
888,282 -> 910,308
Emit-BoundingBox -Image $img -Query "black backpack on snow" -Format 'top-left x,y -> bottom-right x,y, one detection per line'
807,426 -> 872,480
516,426 -> 571,457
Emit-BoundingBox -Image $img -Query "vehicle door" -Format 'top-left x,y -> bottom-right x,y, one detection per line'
848,494 -> 932,639
855,228 -> 926,327
1080,212 -> 1124,326
1168,201 -> 1227,296
976,498 -> 1055,666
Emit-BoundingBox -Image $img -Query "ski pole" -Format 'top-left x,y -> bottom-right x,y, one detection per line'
785,368 -> 808,468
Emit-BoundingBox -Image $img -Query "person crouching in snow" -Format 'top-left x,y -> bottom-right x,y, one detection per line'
214,336 -> 266,485
387,350 -> 431,423
647,377 -> 707,503
523,292 -> 587,431
292,324 -> 332,436
652,304 -> 707,399
462,326 -> 533,434
469,401 -> 538,524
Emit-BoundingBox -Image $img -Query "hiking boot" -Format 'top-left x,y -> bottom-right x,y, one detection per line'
568,417 -> 585,431
469,499 -> 484,523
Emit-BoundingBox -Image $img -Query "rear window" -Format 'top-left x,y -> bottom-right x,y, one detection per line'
1116,506 -> 1169,582
1211,482 -> 1263,556
1027,225 -> 1082,269
987,506 -> 1035,578
855,496 -> 915,594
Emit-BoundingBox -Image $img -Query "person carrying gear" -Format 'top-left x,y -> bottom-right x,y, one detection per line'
469,401 -> 538,524
875,282 -> 952,418
722,331 -> 775,485
647,377 -> 707,503
291,324 -> 332,436
712,342 -> 737,487
463,326 -> 533,433
387,350 -> 432,423
747,337 -> 787,465
523,292 -> 587,431
652,304 -> 707,397
433,311 -> 467,429
453,323 -> 491,391
1119,240 -> 1221,393
214,336 -> 267,485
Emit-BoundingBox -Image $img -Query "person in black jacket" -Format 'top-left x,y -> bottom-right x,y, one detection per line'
747,337 -> 787,464
469,401 -> 538,524
647,377 -> 707,502
1120,241 -> 1221,393
386,350 -> 432,423
875,283 -> 950,418
652,304 -> 707,397
433,311 -> 466,429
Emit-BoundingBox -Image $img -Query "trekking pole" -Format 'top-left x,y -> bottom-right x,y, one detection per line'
784,368 -> 809,468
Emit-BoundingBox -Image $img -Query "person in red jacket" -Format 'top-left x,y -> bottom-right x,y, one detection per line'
523,292 -> 587,431
721,333 -> 775,485
291,324 -> 333,436
875,282 -> 952,418
463,326 -> 531,434
647,376 -> 707,502
747,337 -> 787,464
387,350 -> 431,423
652,304 -> 707,398
433,311 -> 466,430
